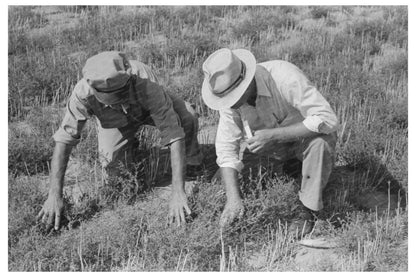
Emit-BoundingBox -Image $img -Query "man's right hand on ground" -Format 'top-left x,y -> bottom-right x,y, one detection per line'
219,199 -> 244,228
36,194 -> 64,231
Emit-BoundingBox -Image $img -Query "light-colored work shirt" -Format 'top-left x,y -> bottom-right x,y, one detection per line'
216,60 -> 339,172
53,61 -> 185,147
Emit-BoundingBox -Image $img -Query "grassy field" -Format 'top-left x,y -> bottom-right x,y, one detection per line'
8,6 -> 408,271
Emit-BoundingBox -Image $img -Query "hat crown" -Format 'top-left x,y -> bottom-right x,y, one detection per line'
202,48 -> 244,95
82,51 -> 132,92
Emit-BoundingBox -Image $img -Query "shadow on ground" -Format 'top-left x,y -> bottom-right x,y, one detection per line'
194,144 -> 406,227
59,136 -> 406,236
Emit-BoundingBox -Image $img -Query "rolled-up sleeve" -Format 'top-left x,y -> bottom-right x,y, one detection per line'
53,83 -> 91,146
142,80 -> 185,146
216,108 -> 244,172
280,64 -> 339,134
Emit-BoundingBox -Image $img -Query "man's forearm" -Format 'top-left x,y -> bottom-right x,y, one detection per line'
221,167 -> 242,201
49,142 -> 73,196
271,122 -> 317,142
170,139 -> 185,191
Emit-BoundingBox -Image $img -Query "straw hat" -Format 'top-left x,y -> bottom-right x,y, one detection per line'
201,48 -> 256,110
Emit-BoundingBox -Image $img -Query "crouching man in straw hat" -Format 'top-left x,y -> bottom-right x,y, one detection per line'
37,51 -> 203,230
201,48 -> 338,236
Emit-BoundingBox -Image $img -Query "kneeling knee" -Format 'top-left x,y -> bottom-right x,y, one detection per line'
308,136 -> 334,153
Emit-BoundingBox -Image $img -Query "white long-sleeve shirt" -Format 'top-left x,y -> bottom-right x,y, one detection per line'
215,60 -> 339,172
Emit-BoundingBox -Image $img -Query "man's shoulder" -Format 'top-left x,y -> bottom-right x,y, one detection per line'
128,60 -> 147,72
258,60 -> 299,72
72,79 -> 95,99
258,60 -> 305,82
129,60 -> 159,83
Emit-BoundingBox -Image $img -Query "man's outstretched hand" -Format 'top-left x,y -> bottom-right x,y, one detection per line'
36,194 -> 64,232
168,189 -> 191,227
220,199 -> 244,228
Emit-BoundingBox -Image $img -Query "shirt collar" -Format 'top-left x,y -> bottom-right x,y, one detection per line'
104,76 -> 137,109
105,103 -> 130,114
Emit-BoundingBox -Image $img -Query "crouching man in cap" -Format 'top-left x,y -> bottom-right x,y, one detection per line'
201,48 -> 338,235
37,51 -> 202,230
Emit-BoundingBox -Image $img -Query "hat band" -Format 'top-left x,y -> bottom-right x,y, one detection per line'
214,61 -> 246,97
95,77 -> 132,93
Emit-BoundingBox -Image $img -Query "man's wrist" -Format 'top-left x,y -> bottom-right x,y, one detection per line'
171,181 -> 185,192
271,127 -> 281,141
227,193 -> 243,203
48,183 -> 63,197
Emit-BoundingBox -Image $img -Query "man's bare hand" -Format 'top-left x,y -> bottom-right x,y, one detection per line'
36,194 -> 64,231
220,199 -> 244,228
246,129 -> 276,154
168,189 -> 191,227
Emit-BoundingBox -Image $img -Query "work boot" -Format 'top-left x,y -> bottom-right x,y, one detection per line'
289,201 -> 316,239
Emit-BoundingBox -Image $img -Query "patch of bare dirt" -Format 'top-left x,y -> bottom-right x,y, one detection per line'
293,246 -> 340,271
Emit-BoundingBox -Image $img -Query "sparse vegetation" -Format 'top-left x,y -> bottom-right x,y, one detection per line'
8,6 -> 407,271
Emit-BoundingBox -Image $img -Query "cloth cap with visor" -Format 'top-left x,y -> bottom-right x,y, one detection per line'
82,51 -> 133,105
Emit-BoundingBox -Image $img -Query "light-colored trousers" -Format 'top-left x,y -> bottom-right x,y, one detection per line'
251,133 -> 337,211
97,94 -> 202,179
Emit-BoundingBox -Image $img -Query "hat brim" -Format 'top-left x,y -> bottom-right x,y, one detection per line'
94,87 -> 129,105
202,49 -> 256,111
